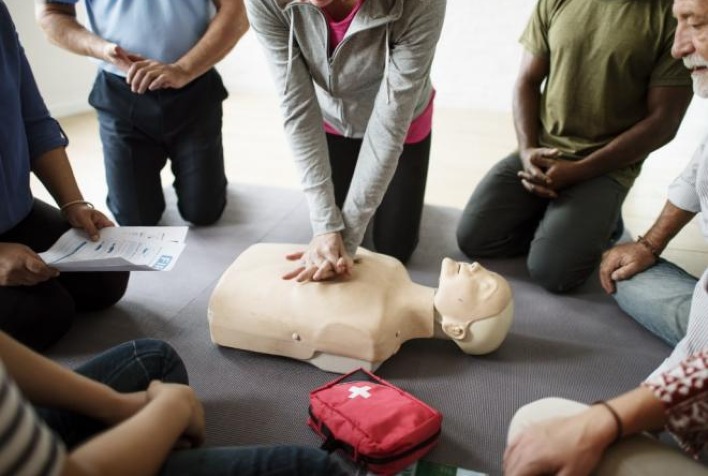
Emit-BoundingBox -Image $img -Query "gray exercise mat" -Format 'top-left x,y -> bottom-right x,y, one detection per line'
48,184 -> 671,475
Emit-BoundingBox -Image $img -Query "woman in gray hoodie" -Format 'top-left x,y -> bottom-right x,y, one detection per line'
246,0 -> 446,282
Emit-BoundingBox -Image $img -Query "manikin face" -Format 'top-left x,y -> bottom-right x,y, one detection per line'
673,0 -> 708,97
435,258 -> 503,319
433,258 -> 513,354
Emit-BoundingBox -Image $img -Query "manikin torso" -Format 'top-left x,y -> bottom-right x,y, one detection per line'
208,243 -> 513,373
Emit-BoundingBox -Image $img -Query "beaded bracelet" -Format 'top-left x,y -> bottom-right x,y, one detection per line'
592,400 -> 623,445
636,235 -> 661,259
60,199 -> 94,212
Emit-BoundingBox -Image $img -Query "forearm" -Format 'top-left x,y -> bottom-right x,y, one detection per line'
0,332 -> 121,417
175,0 -> 249,82
606,386 -> 667,437
36,4 -> 109,61
573,87 -> 692,181
513,78 -> 542,151
31,146 -> 84,207
642,201 -> 696,254
65,394 -> 190,476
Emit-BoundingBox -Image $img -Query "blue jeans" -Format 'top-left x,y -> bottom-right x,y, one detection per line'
614,259 -> 697,346
38,339 -> 347,476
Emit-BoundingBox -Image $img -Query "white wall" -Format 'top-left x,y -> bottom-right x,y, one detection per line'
7,0 -> 537,116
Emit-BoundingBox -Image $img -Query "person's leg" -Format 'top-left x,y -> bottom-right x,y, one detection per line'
613,260 -> 696,346
0,201 -> 78,350
371,134 -> 431,263
508,398 -> 708,476
6,199 -> 129,313
527,174 -> 627,292
165,70 -> 228,226
326,133 -> 361,209
89,71 -> 168,226
38,339 -> 187,448
159,445 -> 349,476
456,153 -> 548,259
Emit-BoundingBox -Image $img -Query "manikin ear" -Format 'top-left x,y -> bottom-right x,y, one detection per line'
449,300 -> 514,355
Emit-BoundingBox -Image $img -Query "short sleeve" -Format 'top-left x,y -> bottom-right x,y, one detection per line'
649,15 -> 691,87
519,0 -> 553,58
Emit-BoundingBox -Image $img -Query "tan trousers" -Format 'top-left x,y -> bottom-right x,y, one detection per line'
507,398 -> 708,476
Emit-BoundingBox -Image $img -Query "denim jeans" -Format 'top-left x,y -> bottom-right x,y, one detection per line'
614,259 -> 697,346
38,339 -> 347,476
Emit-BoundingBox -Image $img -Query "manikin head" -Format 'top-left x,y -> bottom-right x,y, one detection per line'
673,0 -> 708,96
433,258 -> 514,355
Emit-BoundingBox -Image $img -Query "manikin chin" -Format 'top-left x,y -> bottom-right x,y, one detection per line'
208,243 -> 514,373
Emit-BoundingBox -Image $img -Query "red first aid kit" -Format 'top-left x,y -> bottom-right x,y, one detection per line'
308,368 -> 443,475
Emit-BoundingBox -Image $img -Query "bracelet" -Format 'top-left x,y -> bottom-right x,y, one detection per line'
592,400 -> 623,445
60,199 -> 94,212
636,235 -> 661,259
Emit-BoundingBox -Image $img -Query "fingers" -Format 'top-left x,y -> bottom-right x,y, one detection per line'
598,253 -> 619,294
520,179 -> 558,199
285,251 -> 305,261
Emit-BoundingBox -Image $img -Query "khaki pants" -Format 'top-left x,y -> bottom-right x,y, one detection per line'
508,398 -> 707,475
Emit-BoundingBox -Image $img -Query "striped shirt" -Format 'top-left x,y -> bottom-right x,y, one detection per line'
0,361 -> 65,476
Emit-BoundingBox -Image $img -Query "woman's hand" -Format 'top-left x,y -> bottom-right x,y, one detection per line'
62,203 -> 115,241
0,242 -> 58,286
147,381 -> 206,449
503,406 -> 616,476
282,232 -> 354,282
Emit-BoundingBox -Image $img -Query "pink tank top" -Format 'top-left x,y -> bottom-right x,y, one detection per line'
322,0 -> 434,144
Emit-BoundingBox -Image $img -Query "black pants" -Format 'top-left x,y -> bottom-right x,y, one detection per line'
326,132 -> 431,263
456,153 -> 628,292
89,69 -> 228,226
0,201 -> 129,350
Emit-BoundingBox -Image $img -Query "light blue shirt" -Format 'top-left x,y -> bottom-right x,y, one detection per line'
50,0 -> 214,76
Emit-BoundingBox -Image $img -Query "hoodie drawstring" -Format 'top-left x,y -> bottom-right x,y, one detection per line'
384,24 -> 390,105
284,12 -> 295,95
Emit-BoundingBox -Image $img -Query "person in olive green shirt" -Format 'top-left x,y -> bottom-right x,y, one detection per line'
456,0 -> 693,293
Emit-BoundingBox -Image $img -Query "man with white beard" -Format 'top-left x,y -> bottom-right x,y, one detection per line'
599,0 -> 708,348
503,1 -> 708,474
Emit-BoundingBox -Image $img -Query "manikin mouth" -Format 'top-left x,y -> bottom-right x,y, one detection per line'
693,65 -> 708,73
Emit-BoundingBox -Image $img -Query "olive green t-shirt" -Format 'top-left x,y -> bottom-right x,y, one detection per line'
520,0 -> 691,188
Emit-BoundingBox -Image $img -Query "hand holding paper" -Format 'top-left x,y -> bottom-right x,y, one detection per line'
39,227 -> 188,272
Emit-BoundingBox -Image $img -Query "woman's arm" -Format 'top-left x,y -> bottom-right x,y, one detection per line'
0,332 -> 203,476
339,0 -> 446,254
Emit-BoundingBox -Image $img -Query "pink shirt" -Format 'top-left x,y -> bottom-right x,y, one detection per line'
322,0 -> 434,144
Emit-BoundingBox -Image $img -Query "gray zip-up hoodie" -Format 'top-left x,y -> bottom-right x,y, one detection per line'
246,0 -> 446,255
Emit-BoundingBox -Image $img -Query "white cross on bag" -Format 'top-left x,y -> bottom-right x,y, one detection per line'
348,385 -> 372,399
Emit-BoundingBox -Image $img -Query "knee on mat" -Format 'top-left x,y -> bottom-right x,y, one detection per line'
527,260 -> 588,293
76,272 -> 130,311
179,200 -> 226,227
132,338 -> 189,384
455,219 -> 487,259
4,299 -> 75,351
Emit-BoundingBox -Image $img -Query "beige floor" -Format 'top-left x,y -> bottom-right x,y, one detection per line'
33,92 -> 708,277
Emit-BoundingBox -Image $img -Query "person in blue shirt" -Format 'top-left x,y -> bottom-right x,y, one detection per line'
0,0 -> 129,351
36,0 -> 249,227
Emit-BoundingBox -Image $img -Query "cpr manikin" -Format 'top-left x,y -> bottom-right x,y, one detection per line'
208,243 -> 514,373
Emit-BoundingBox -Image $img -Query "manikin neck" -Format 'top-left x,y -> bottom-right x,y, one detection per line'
392,281 -> 436,340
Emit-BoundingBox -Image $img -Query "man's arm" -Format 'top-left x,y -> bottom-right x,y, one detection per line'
513,51 -> 561,199
532,86 -> 693,192
599,200 -> 696,293
126,0 -> 249,93
35,2 -> 135,72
